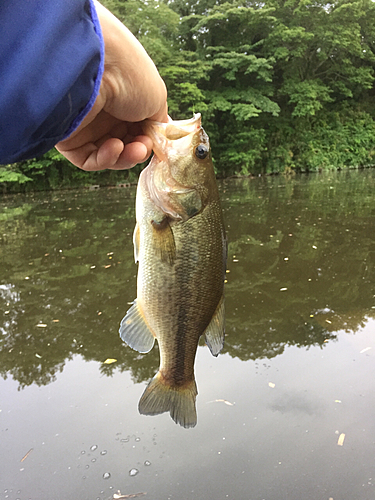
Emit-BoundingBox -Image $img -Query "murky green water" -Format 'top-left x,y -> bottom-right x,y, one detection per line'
1,170 -> 375,500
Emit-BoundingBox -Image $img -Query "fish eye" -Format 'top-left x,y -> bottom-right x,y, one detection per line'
195,144 -> 209,160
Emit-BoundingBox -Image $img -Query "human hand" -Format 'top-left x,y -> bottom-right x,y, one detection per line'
56,1 -> 168,171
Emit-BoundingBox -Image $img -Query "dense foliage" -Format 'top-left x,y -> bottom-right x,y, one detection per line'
3,0 -> 375,191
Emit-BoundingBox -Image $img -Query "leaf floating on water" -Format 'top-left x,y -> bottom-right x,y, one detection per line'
337,433 -> 345,446
103,358 -> 117,365
268,382 -> 276,388
360,347 -> 371,354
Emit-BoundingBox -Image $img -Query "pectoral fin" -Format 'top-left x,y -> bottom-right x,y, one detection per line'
119,299 -> 155,353
151,217 -> 176,265
204,294 -> 225,356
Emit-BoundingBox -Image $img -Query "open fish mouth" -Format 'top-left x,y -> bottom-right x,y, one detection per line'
144,113 -> 202,160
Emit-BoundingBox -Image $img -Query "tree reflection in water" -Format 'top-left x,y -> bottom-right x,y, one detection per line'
1,169 -> 375,388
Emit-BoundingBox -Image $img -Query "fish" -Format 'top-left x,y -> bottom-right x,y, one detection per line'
119,113 -> 227,428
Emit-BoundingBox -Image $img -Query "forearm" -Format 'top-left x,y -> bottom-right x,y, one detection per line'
0,0 -> 103,164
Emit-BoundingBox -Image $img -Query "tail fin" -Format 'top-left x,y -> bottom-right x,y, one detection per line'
138,372 -> 198,429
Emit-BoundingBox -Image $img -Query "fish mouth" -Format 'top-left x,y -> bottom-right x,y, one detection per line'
144,114 -> 202,160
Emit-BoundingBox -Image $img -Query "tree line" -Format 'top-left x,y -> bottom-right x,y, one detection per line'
2,0 -> 375,191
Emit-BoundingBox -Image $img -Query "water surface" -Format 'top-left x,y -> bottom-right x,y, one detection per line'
1,170 -> 375,500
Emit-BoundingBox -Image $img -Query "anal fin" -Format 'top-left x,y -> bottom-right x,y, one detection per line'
119,299 -> 155,353
204,294 -> 225,356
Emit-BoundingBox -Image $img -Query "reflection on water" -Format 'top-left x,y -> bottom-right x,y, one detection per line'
1,171 -> 374,387
1,170 -> 375,499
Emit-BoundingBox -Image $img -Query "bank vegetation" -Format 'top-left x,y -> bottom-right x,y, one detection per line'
2,0 -> 375,192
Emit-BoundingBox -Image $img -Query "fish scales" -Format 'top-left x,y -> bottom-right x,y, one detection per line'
141,204 -> 223,383
119,114 -> 226,428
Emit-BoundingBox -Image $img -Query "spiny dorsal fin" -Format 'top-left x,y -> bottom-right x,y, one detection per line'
204,294 -> 225,357
119,299 -> 155,353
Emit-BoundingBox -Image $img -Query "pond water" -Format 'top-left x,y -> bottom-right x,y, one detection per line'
1,170 -> 375,500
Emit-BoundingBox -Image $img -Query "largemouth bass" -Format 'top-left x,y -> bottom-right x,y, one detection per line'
119,114 -> 226,428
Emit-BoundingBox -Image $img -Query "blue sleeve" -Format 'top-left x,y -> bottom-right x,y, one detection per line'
0,0 -> 104,164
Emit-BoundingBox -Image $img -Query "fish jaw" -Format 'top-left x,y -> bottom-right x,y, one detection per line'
143,113 -> 202,161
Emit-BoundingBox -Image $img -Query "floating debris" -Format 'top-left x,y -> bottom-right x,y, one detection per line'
337,433 -> 346,446
20,448 -> 33,462
90,445 -> 98,451
268,382 -> 276,388
103,472 -> 111,480
36,324 -> 47,328
360,347 -> 372,354
103,359 -> 117,365
144,460 -> 151,466
113,492 -> 146,499
207,399 -> 234,406
129,468 -> 139,477
280,288 -> 287,292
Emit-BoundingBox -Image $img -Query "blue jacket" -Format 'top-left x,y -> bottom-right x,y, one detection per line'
0,0 -> 104,164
